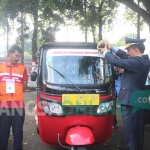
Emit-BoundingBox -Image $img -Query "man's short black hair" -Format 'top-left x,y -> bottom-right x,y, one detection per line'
8,45 -> 22,53
130,44 -> 145,53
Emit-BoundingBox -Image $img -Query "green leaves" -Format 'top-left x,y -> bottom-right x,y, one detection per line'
116,0 -> 150,25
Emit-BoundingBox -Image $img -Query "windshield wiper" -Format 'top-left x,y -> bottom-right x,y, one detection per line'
47,65 -> 80,91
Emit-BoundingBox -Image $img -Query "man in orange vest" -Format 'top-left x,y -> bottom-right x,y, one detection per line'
0,45 -> 28,150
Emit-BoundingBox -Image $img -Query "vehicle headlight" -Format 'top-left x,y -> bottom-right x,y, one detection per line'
41,100 -> 63,116
97,101 -> 114,115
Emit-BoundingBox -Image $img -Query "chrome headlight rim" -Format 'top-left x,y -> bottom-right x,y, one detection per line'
97,100 -> 114,115
41,98 -> 63,116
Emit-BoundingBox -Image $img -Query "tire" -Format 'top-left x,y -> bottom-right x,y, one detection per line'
70,146 -> 75,150
76,146 -> 87,150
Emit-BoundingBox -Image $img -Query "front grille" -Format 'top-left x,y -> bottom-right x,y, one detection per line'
63,106 -> 98,116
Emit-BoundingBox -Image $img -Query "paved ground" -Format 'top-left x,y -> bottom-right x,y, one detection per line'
8,91 -> 150,150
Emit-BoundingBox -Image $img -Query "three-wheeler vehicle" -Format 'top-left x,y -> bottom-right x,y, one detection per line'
31,42 -> 116,150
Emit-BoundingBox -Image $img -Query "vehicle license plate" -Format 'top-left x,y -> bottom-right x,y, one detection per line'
62,94 -> 99,106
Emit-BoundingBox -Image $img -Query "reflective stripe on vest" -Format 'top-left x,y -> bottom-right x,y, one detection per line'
0,62 -> 26,101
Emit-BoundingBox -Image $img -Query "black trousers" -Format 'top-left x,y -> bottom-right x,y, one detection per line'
113,95 -> 118,127
0,108 -> 25,150
113,100 -> 117,127
121,105 -> 145,150
144,85 -> 150,125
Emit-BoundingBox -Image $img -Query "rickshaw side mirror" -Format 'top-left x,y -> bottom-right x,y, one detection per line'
114,70 -> 119,80
31,72 -> 37,81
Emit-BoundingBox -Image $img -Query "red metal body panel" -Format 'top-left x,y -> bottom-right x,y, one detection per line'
36,94 -> 114,146
66,126 -> 95,145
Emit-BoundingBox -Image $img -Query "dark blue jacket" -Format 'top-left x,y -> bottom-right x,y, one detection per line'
105,50 -> 150,105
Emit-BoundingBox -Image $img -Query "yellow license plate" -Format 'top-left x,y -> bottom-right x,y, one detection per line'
62,94 -> 99,106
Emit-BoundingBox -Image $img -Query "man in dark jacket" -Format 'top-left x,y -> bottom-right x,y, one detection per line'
97,37 -> 150,150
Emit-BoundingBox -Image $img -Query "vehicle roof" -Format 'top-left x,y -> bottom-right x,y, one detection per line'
40,42 -> 97,50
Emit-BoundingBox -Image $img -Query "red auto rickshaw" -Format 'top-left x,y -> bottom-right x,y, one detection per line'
31,42 -> 116,150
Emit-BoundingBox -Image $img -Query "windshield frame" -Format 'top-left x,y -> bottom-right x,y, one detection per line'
42,48 -> 113,88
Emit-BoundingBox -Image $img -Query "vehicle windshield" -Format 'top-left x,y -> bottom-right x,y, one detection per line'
45,49 -> 112,85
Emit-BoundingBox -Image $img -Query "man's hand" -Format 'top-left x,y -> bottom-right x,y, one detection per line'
118,68 -> 124,74
109,43 -> 114,49
97,42 -> 108,54
23,81 -> 27,92
114,67 -> 124,74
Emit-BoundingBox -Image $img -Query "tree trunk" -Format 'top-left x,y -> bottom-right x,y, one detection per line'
21,12 -> 24,64
6,18 -> 9,54
98,16 -> 103,40
137,0 -> 140,39
32,11 -> 38,62
84,0 -> 87,42
91,25 -> 96,42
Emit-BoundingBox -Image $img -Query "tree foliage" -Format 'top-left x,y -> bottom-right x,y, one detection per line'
75,0 -> 119,41
1,0 -> 141,62
0,0 -> 86,61
116,0 -> 150,25
114,33 -> 137,46
124,7 -> 145,31
0,1 -> 62,60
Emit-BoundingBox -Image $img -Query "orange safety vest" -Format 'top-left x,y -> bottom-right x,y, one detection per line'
0,62 -> 26,101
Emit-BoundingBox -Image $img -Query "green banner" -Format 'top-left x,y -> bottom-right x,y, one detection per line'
130,90 -> 150,110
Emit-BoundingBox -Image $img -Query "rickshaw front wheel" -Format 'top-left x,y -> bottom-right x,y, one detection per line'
76,146 -> 87,150
70,146 -> 87,150
70,146 -> 75,150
